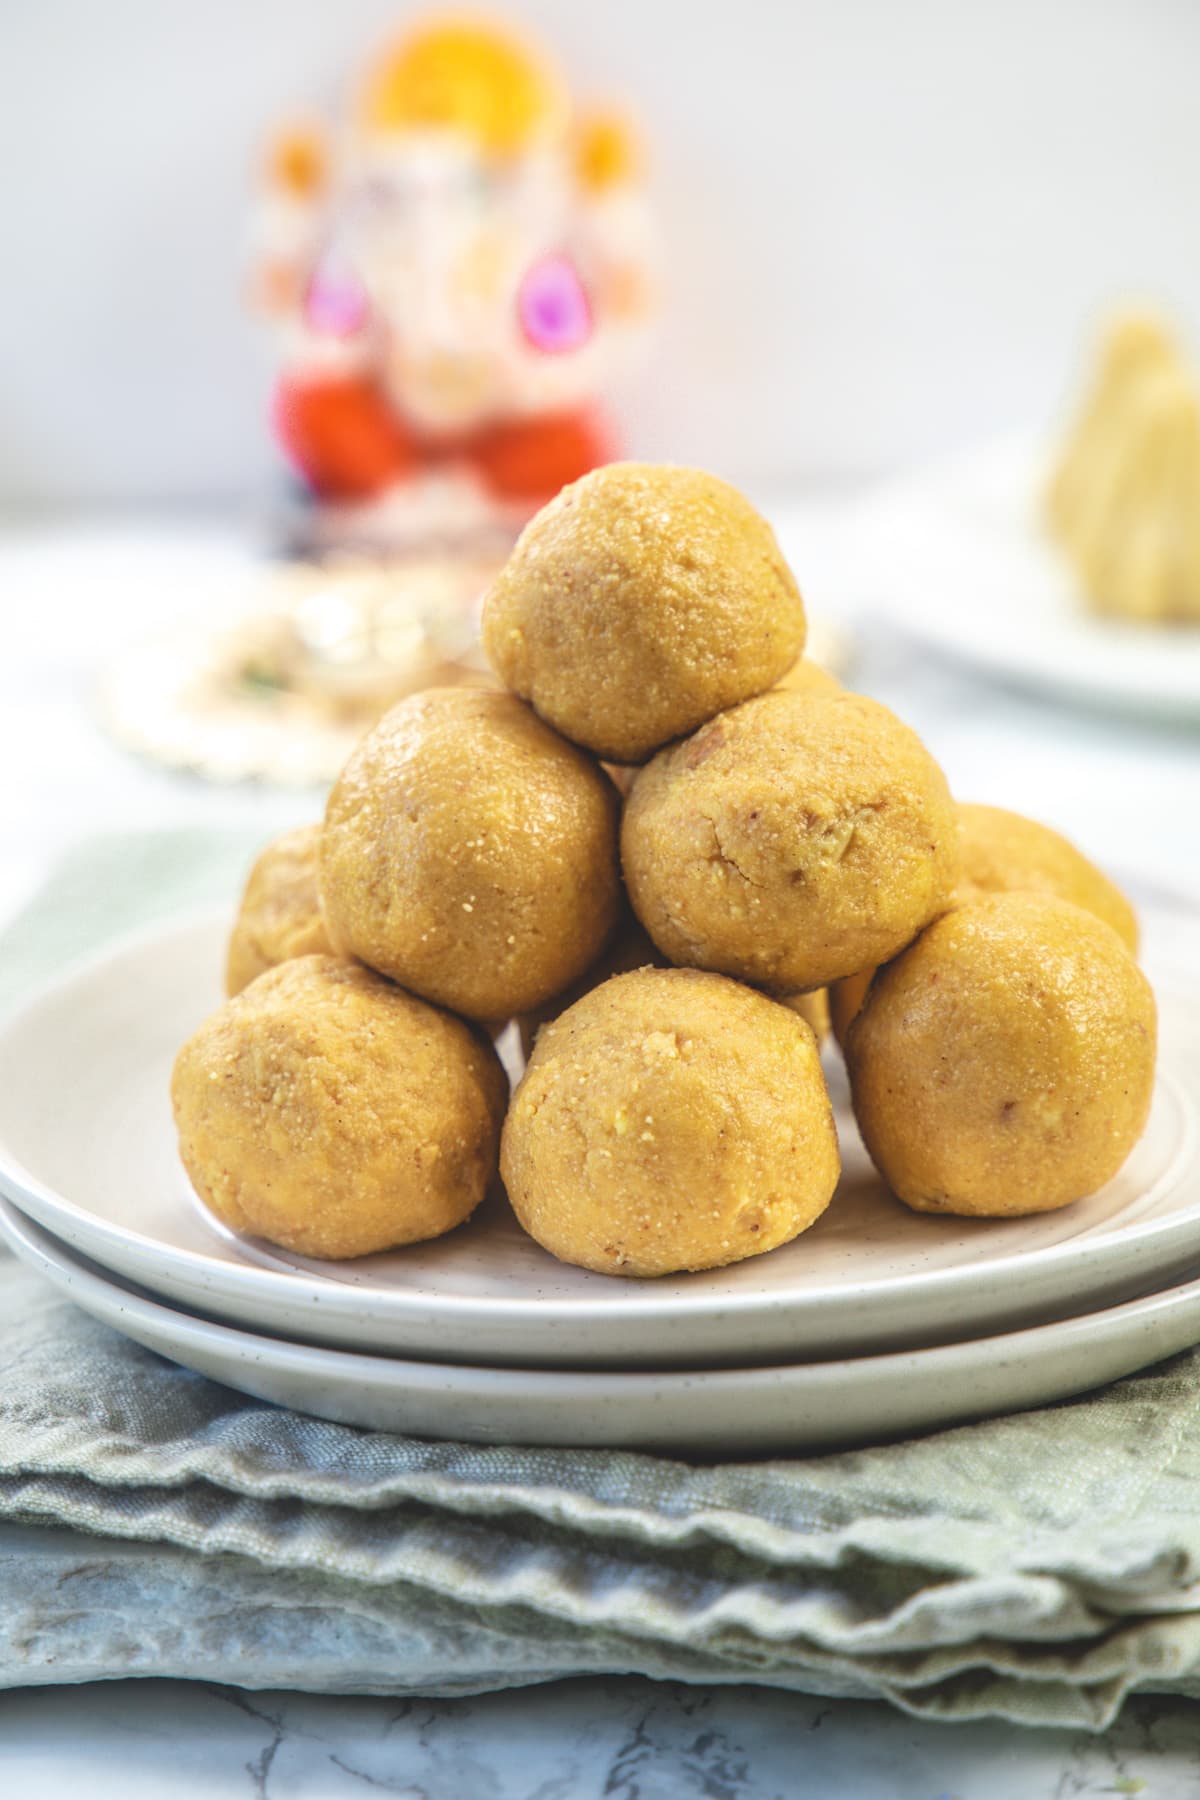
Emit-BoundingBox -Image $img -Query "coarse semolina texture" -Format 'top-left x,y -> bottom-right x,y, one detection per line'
172,955 -> 508,1259
828,801 -> 1139,1046
225,824 -> 331,997
502,967 -> 840,1277
846,893 -> 1156,1218
481,463 -> 806,763
516,909 -> 666,1061
321,687 -> 622,1020
600,658 -> 839,799
957,803 -> 1138,951
622,689 -> 958,993
767,658 -> 843,1042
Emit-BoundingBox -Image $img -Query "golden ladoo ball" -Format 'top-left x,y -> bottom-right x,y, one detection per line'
603,657 -> 840,800
776,660 -> 845,1041
481,463 -> 806,763
517,909 -> 666,1060
828,967 -> 873,1048
622,689 -> 959,992
172,956 -> 508,1259
502,967 -> 840,1277
172,460 -> 1159,1275
225,824 -> 331,997
829,801 -> 1139,1045
321,687 -> 621,1020
956,803 -> 1138,951
846,893 -> 1156,1219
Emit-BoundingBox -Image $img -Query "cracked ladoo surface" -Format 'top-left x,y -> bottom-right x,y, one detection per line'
321,687 -> 622,1021
622,689 -> 959,993
502,966 -> 840,1277
172,955 -> 508,1259
846,893 -> 1156,1218
481,462 -> 806,764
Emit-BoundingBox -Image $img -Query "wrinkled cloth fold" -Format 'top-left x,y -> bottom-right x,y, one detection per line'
2,830 -> 1200,1729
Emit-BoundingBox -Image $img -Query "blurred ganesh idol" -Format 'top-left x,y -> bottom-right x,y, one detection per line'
252,13 -> 659,547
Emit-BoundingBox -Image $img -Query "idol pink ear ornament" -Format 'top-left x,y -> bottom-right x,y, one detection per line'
303,257 -> 370,340
518,254 -> 593,354
249,13 -> 660,540
104,18 -> 670,785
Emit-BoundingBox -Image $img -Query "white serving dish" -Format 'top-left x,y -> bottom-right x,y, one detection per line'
820,435 -> 1200,721
6,1195 -> 1200,1455
0,912 -> 1195,1369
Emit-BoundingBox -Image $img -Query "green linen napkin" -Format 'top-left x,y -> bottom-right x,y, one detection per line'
2,831 -> 1200,1729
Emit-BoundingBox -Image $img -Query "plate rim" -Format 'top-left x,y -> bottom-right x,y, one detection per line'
5,1189 -> 1200,1395
837,431 -> 1200,717
0,906 -> 1196,1334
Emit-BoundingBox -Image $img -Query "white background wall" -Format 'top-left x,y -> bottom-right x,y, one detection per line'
4,0 -> 1200,507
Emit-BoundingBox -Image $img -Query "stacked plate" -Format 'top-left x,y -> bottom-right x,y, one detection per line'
776,434 -> 1200,722
1,912 -> 1199,1455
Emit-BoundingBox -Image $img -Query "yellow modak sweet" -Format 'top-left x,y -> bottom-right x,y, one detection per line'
1047,309 -> 1200,623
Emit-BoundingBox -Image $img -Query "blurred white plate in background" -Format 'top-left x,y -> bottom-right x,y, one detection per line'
800,437 -> 1200,721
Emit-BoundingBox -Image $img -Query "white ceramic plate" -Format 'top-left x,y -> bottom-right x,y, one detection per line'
0,911 -> 1197,1370
836,435 -> 1200,720
7,1195 -> 1200,1454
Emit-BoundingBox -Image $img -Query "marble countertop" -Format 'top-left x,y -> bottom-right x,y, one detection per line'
3,1678 -> 1200,1797
1,511 -> 1199,1792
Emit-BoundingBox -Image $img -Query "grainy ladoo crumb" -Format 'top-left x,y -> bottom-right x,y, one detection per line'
516,909 -> 666,1061
775,657 -> 842,699
846,893 -> 1156,1217
622,689 -> 959,992
955,803 -> 1138,950
502,966 -> 840,1277
321,687 -> 622,1021
225,824 -> 331,996
829,800 -> 1140,1046
482,463 -> 806,763
172,955 -> 508,1259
